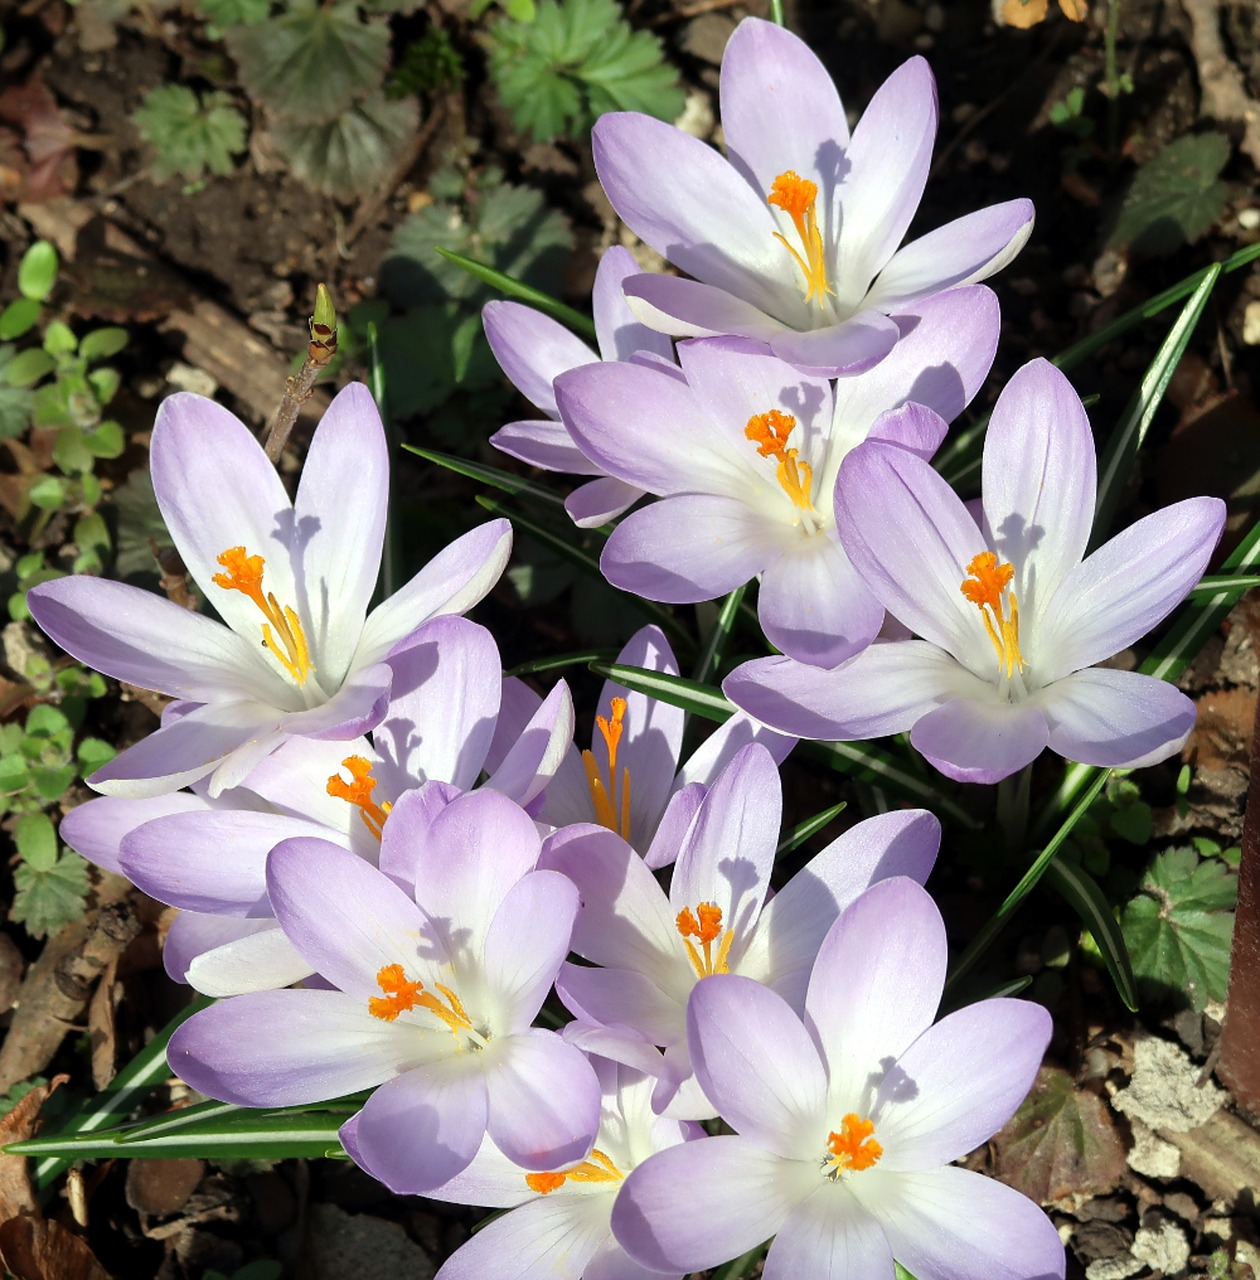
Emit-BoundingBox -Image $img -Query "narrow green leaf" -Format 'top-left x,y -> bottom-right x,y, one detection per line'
404,444 -> 567,508
435,248 -> 596,341
0,298 -> 41,341
692,585 -> 747,686
1190,574 -> 1260,597
777,800 -> 847,855
588,662 -> 732,720
505,648 -> 615,677
1044,858 -> 1139,1010
1091,264 -> 1219,547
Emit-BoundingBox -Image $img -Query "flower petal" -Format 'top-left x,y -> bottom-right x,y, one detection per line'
566,476 -> 645,529
764,1188 -> 894,1280
556,964 -> 681,1047
484,299 -> 598,416
623,274 -> 789,342
61,793 -> 210,875
184,924 -> 315,996
593,245 -> 676,363
492,418 -> 604,474
484,680 -> 575,807
911,697 -> 1049,784
163,913 -> 276,984
766,313 -> 900,376
675,712 -> 796,791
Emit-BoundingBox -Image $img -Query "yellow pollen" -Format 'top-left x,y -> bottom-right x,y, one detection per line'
960,551 -> 1027,679
745,410 -> 814,511
581,696 -> 631,840
213,546 -> 314,686
823,1113 -> 883,1180
367,963 -> 473,1041
768,170 -> 832,305
327,756 -> 393,841
524,1148 -> 624,1194
675,901 -> 735,978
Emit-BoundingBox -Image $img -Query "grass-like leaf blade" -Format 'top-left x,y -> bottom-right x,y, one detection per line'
1044,858 -> 1139,1010
777,800 -> 847,855
405,443 -> 568,508
435,248 -> 597,340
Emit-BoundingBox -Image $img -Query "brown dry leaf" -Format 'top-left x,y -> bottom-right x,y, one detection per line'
990,1066 -> 1127,1203
1002,0 -> 1050,28
125,1159 -> 205,1219
87,956 -> 121,1091
0,78 -> 79,204
0,1217 -> 113,1280
0,1076 -> 69,1220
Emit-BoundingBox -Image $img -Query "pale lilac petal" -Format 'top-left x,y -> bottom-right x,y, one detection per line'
484,680 -> 575,806
557,964 -> 681,1046
642,783 -> 706,871
592,245 -> 675,363
168,989 -> 419,1105
27,577 -> 275,704
877,998 -> 1051,1169
60,793 -> 210,875
857,1165 -> 1065,1280
1039,496 -> 1225,678
377,779 -> 461,886
1038,668 -> 1197,768
981,360 -> 1096,619
492,418 -> 604,474
688,975 -> 826,1157
184,924 -> 315,996
758,536 -> 885,668
484,300 -> 598,416
351,1059 -> 489,1192
266,836 -> 430,999
623,274 -> 788,342
584,1237 -> 678,1280
482,871 -> 579,1029
486,1029 -> 602,1171
163,913 -> 275,984
719,17 -> 848,195
766,313 -> 900,376
485,677 -> 544,777
243,735 -> 366,835
293,383 -> 387,684
806,878 -> 946,1110
281,660 -> 393,743
764,1190 -> 893,1280
911,697 -> 1049,784
864,199 -> 1035,313
565,477 -> 645,529
603,495 -> 790,603
421,1129 -> 536,1209
355,519 -> 512,667
612,1135 -> 811,1273
835,57 -> 938,297
867,401 -> 950,459
723,643 -> 961,742
593,114 -> 790,319
674,714 -> 796,790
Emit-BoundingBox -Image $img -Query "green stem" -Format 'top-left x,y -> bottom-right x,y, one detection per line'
691,584 -> 746,687
768,0 -> 785,26
995,766 -> 1032,856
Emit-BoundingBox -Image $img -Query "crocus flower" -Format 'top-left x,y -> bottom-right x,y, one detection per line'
168,789 -> 601,1192
610,877 -> 1065,1280
112,617 -> 574,996
27,384 -> 512,798
344,1050 -> 698,1280
486,245 -> 675,528
592,17 -> 1033,374
541,742 -> 940,1117
557,287 -> 999,665
725,358 -> 1227,782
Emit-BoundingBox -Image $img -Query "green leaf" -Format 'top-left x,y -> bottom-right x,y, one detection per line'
195,0 -> 270,31
53,425 -> 93,476
0,347 -> 36,437
692,585 -> 747,686
271,93 -> 418,198
227,4 -> 390,122
777,800 -> 847,855
30,765 -> 76,802
78,327 -> 129,362
0,298 -> 42,341
15,812 -> 58,871
434,248 -> 596,340
1107,133 -> 1231,256
403,443 -> 567,508
77,736 -> 116,774
27,474 -> 68,511
18,241 -> 58,302
1044,858 -> 1138,1010
1120,845 -> 1236,1010
84,419 -> 125,458
42,319 -> 77,357
0,753 -> 30,794
12,850 -> 90,938
132,86 -> 249,183
5,347 -> 56,388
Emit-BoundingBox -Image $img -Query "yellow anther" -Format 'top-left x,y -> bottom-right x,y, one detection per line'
524,1148 -> 624,1194
745,411 -> 814,511
213,546 -> 314,686
768,170 -> 832,304
327,756 -> 393,841
675,901 -> 735,978
960,551 -> 1026,679
582,697 -> 631,840
823,1113 -> 883,1180
367,964 -> 472,1042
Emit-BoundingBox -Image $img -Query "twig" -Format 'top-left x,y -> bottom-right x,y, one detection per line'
262,286 -> 338,465
1181,0 -> 1260,168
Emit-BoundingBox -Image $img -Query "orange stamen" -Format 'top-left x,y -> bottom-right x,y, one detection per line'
745,411 -> 814,511
367,964 -> 473,1040
581,697 -> 632,840
823,1113 -> 883,1179
960,551 -> 1026,678
767,170 -> 832,304
213,546 -> 314,686
675,901 -> 735,978
524,1149 -> 624,1194
327,755 -> 393,840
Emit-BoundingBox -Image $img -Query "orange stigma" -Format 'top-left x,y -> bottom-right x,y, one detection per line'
745,410 -> 814,511
768,170 -> 832,305
524,1149 -> 624,1195
823,1113 -> 883,1180
675,901 -> 734,978
582,696 -> 631,840
213,546 -> 314,686
960,551 -> 1026,679
367,964 -> 473,1040
327,756 -> 392,840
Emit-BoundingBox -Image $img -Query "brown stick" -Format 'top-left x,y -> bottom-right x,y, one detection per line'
262,292 -> 338,465
1181,0 -> 1260,168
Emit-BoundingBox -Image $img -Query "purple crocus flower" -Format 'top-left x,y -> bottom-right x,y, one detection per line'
27,384 -> 511,798
592,17 -> 1033,374
557,287 -> 999,665
486,245 -> 675,528
726,359 -> 1227,782
112,617 -> 574,996
168,789 -> 601,1192
350,1050 -> 698,1279
610,877 -> 1065,1280
541,742 -> 940,1118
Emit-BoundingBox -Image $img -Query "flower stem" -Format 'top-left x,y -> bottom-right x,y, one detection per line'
996,766 -> 1032,857
768,0 -> 786,26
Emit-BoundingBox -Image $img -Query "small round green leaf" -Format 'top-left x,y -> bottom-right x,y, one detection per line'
15,812 -> 58,871
0,298 -> 42,341
18,242 -> 59,302
5,348 -> 56,388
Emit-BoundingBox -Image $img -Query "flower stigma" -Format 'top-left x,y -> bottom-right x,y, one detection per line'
768,170 -> 832,305
960,551 -> 1026,679
745,411 -> 816,517
582,696 -> 632,840
213,547 -> 314,686
327,756 -> 392,840
368,963 -> 478,1045
675,901 -> 734,978
821,1113 -> 883,1181
524,1149 -> 625,1195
